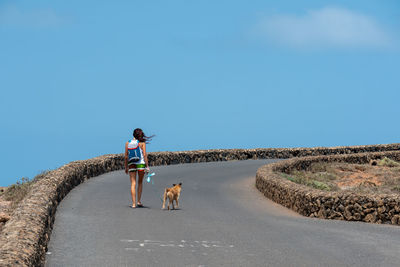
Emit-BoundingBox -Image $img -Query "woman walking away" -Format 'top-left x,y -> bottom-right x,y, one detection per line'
125,128 -> 153,208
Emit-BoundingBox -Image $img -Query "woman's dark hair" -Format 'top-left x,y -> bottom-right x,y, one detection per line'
133,128 -> 154,143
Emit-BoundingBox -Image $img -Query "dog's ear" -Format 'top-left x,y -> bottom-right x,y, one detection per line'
179,182 -> 182,186
173,184 -> 176,186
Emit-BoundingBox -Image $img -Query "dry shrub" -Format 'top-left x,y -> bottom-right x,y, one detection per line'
3,171 -> 49,209
393,186 -> 400,192
310,162 -> 328,172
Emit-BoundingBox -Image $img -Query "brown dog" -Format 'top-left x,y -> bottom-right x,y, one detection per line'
162,183 -> 182,210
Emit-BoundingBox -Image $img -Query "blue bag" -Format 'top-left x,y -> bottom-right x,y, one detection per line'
128,140 -> 142,163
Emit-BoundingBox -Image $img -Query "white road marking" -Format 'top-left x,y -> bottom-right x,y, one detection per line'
120,239 -> 139,242
121,239 -> 234,251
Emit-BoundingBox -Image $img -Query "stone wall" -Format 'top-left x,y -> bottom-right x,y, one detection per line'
147,143 -> 400,164
256,150 -> 400,224
1,143 -> 399,266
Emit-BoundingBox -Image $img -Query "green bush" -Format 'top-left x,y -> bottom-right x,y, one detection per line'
279,172 -> 333,191
311,180 -> 331,191
377,157 -> 400,167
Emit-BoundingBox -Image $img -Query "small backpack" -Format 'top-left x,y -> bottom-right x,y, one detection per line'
128,140 -> 142,164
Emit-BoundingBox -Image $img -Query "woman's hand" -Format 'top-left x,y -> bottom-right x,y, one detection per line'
145,167 -> 150,173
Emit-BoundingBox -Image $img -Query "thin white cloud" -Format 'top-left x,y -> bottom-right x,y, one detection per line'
0,5 -> 64,28
254,7 -> 392,48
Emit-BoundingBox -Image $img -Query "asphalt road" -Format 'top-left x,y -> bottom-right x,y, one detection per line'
46,160 -> 400,267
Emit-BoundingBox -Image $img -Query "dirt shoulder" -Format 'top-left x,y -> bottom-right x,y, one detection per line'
0,172 -> 49,232
279,157 -> 400,195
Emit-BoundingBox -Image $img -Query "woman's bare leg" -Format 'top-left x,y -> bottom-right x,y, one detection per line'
129,171 -> 137,207
137,171 -> 145,205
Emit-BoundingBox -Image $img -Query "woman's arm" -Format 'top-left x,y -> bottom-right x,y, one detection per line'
141,142 -> 149,170
124,142 -> 129,174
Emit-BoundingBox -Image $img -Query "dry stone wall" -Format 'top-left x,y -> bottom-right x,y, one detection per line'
256,150 -> 400,224
1,143 -> 400,266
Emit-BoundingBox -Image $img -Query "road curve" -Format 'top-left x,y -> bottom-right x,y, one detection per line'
46,160 -> 400,266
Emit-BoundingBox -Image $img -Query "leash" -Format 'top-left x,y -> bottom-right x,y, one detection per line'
145,172 -> 155,184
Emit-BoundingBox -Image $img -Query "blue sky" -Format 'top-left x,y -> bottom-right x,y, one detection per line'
1,0 -> 399,186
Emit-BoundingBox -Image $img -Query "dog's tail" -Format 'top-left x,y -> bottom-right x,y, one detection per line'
162,188 -> 169,209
